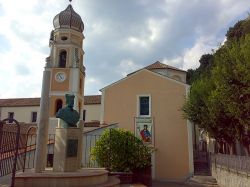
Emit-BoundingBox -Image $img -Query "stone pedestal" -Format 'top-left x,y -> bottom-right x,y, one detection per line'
15,168 -> 120,187
15,119 -> 120,187
53,119 -> 83,172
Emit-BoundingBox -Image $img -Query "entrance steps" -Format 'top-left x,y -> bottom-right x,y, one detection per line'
186,175 -> 219,186
194,161 -> 211,175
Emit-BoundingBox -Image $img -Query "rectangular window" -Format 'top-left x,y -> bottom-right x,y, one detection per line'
74,48 -> 79,67
8,112 -> 14,123
8,112 -> 14,119
138,95 -> 151,117
79,78 -> 82,95
31,112 -> 37,122
47,154 -> 54,167
83,110 -> 86,121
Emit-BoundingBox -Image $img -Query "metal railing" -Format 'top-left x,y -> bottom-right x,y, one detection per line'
83,134 -> 101,167
23,134 -> 55,170
211,153 -> 250,174
0,133 -> 25,177
0,133 -> 55,176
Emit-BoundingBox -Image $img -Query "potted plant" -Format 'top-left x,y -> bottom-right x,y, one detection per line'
91,128 -> 151,184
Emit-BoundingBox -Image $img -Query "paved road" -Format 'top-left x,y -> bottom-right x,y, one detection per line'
0,175 -> 10,187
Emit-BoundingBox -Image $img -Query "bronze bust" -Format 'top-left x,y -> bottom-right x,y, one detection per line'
56,94 -> 80,127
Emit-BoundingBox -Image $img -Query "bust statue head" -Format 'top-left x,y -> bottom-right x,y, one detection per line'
56,94 -> 80,127
66,94 -> 75,109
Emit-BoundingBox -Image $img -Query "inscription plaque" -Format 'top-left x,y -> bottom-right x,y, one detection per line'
67,139 -> 78,157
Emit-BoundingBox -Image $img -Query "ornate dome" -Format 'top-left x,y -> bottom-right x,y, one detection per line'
53,4 -> 84,32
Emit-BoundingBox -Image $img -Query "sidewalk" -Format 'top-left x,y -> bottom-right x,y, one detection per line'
0,174 -> 11,187
1,175 -> 219,187
122,175 -> 219,187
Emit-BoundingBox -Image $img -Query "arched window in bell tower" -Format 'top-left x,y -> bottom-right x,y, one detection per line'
59,50 -> 67,68
55,99 -> 63,115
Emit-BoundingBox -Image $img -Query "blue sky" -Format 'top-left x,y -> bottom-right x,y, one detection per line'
0,0 -> 250,98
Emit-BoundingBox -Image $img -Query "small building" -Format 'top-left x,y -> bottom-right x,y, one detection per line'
100,61 -> 194,181
0,95 -> 101,124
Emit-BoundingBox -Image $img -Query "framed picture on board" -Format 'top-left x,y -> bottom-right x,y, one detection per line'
135,117 -> 154,146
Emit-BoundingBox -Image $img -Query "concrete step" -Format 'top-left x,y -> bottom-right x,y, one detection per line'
186,176 -> 219,186
194,162 -> 211,175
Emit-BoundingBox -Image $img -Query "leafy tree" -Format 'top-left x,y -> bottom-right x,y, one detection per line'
226,17 -> 250,41
183,30 -> 250,154
91,128 -> 151,172
186,54 -> 214,84
211,36 -> 250,141
183,77 -> 213,128
199,54 -> 214,72
186,69 -> 196,85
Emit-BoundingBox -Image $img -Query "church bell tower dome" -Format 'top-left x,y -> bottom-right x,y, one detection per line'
53,4 -> 84,32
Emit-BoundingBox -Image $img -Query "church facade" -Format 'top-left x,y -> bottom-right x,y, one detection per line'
101,61 -> 193,181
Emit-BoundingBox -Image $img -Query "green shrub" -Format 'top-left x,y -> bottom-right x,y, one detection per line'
91,128 -> 151,172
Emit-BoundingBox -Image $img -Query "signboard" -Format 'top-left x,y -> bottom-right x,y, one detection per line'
135,117 -> 153,145
67,139 -> 78,157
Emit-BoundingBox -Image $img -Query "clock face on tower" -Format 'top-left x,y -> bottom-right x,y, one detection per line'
55,72 -> 66,82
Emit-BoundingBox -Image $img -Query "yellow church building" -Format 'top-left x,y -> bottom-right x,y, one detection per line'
100,61 -> 193,181
0,3 -> 194,182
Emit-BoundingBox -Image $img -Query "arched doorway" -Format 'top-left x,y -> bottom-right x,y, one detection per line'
55,99 -> 63,115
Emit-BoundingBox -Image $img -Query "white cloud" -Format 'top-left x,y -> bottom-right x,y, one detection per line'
91,22 -> 108,35
182,36 -> 219,70
0,0 -> 250,98
128,36 -> 147,48
84,77 -> 102,95
125,18 -> 167,50
148,18 -> 166,42
86,78 -> 100,84
162,57 -> 183,68
0,0 -> 56,98
118,59 -> 143,77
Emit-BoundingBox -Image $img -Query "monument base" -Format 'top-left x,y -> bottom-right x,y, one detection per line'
53,119 -> 83,172
15,168 -> 120,187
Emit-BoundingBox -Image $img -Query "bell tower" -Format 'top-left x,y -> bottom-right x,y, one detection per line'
46,3 -> 85,132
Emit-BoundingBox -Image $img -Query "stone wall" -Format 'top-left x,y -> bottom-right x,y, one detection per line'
211,154 -> 250,187
212,166 -> 250,187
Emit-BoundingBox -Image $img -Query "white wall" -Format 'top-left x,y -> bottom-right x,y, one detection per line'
84,104 -> 101,122
0,106 -> 40,123
151,69 -> 186,83
0,103 -> 101,124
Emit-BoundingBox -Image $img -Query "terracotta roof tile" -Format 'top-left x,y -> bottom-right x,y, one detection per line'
84,95 -> 101,105
0,98 -> 40,107
145,61 -> 186,72
127,61 -> 186,76
0,95 -> 101,107
84,121 -> 100,127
